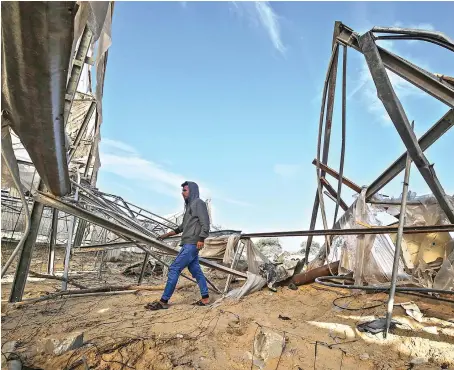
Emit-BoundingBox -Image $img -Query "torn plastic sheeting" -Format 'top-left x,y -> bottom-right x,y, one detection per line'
198,233 -> 241,265
1,126 -> 23,191
326,191 -> 410,286
225,272 -> 266,299
433,248 -> 454,290
223,239 -> 268,299
400,302 -> 424,322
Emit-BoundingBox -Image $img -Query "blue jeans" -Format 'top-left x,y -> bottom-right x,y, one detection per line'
161,244 -> 209,303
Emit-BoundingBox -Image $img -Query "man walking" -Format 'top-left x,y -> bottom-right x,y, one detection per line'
146,181 -> 210,310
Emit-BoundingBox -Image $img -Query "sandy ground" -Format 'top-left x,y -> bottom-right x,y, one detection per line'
2,247 -> 454,370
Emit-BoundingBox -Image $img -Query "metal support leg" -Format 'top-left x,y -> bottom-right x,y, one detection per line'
333,44 -> 347,226
47,209 -> 58,275
224,241 -> 245,294
9,182 -> 45,303
62,173 -> 80,290
384,138 -> 412,338
306,23 -> 342,266
360,32 -> 454,223
138,252 -> 150,285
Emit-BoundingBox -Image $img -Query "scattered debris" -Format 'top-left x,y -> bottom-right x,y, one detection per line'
357,318 -> 399,335
401,302 -> 424,322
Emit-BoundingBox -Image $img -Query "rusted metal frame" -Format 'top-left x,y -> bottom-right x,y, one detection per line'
93,194 -> 152,285
102,195 -> 156,285
312,159 -> 362,193
64,26 -> 94,124
62,172 -> 81,291
72,191 -> 224,289
83,114 -> 98,178
241,223 -> 454,238
374,35 -> 454,52
305,22 -> 342,265
371,26 -> 454,45
359,32 -> 454,223
34,192 -> 248,278
73,219 -> 88,247
138,252 -> 150,285
68,101 -> 96,161
47,209 -> 59,275
291,261 -> 340,287
333,44 -> 348,225
76,241 -> 137,250
368,200 -> 421,206
384,127 -> 413,339
337,24 -> 454,108
320,178 -> 348,211
85,203 -> 158,239
94,191 -> 178,230
0,202 -> 24,214
9,182 -> 46,303
366,109 -> 454,200
72,182 -> 159,239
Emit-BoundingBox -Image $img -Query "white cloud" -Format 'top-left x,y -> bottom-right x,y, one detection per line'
273,164 -> 301,177
231,1 -> 286,55
101,138 -> 138,156
99,139 -> 250,207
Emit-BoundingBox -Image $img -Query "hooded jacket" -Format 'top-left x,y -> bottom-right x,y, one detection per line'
173,181 -> 210,245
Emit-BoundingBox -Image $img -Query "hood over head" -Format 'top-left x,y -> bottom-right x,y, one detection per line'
182,181 -> 200,204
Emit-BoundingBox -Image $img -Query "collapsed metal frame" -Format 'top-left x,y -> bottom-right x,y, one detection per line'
304,22 -> 454,336
305,22 -> 454,261
5,22 -> 454,311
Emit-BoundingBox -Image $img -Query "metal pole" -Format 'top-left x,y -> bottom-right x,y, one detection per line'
62,172 -> 80,290
138,252 -> 150,285
311,159 -> 361,193
47,209 -> 58,275
384,127 -> 413,338
315,42 -> 340,257
305,22 -> 342,266
240,224 -> 454,238
9,181 -> 46,303
333,44 -> 347,226
224,240 -> 245,294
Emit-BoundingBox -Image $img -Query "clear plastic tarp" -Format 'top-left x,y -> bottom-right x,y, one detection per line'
323,191 -> 453,289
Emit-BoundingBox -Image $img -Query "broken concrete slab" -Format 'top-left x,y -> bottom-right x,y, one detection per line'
252,327 -> 285,369
42,332 -> 84,355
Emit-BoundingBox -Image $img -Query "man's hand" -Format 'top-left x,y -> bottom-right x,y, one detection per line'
197,241 -> 204,250
158,230 -> 177,241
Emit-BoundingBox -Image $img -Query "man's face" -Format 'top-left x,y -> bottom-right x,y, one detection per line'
182,185 -> 189,200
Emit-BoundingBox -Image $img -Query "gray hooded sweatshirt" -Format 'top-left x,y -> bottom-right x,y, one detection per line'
173,181 -> 210,245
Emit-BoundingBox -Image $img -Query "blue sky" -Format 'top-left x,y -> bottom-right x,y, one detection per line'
98,1 -> 454,251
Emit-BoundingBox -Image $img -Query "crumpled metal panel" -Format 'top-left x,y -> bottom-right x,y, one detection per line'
1,2 -> 75,196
